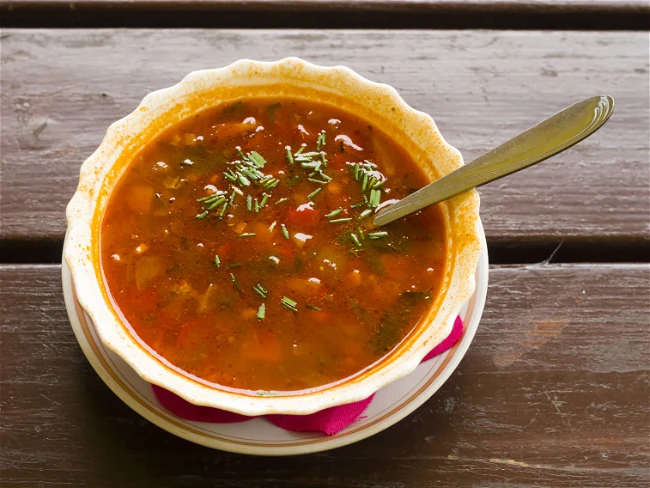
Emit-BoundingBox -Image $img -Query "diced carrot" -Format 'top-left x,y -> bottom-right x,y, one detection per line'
286,205 -> 320,227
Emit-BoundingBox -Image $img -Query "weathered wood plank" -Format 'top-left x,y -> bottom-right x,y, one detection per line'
1,1 -> 649,29
1,30 -> 648,249
1,263 -> 648,486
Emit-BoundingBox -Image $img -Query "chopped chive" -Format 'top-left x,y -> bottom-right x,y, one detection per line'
227,262 -> 242,268
214,255 -> 221,267
307,188 -> 322,200
326,208 -> 342,219
281,296 -> 298,312
301,161 -> 319,169
306,304 -> 322,311
308,177 -> 329,185
246,194 -> 252,211
236,146 -> 247,160
368,231 -> 388,239
254,198 -> 259,213
253,284 -> 268,299
372,180 -> 385,190
329,217 -> 352,223
237,173 -> 251,187
229,190 -> 236,204
275,198 -> 289,205
350,248 -> 366,253
198,194 -> 219,202
249,151 -> 266,168
260,194 -> 269,207
207,197 -> 226,210
361,172 -> 369,191
285,146 -> 294,165
196,211 -> 208,219
241,168 -> 258,181
368,177 -> 377,190
269,221 -> 277,233
358,209 -> 372,221
219,201 -> 229,217
281,224 -> 290,240
301,152 -> 321,157
238,233 -> 257,238
350,201 -> 364,209
350,233 -> 362,247
265,179 -> 279,189
353,163 -> 360,180
257,303 -> 266,320
295,144 -> 306,156
357,225 -> 365,240
230,273 -> 241,292
320,173 -> 333,182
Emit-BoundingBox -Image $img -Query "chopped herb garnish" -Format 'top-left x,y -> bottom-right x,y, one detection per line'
260,193 -> 269,207
361,172 -> 369,191
219,201 -> 228,217
249,151 -> 266,168
350,248 -> 366,253
369,189 -> 381,208
196,211 -> 208,219
350,201 -> 364,209
308,177 -> 329,185
307,188 -> 322,200
207,197 -> 227,210
229,190 -> 236,204
368,231 -> 388,239
254,198 -> 259,212
238,233 -> 257,238
281,224 -> 290,240
350,233 -> 362,247
236,146 -> 247,160
285,146 -> 294,165
326,208 -> 342,219
358,209 -> 372,221
257,303 -> 266,320
246,194 -> 252,211
372,180 -> 385,189
269,221 -> 277,233
253,284 -> 268,299
256,390 -> 278,396
281,296 -> 298,312
295,144 -> 306,156
214,255 -> 221,267
316,131 -> 326,151
329,217 -> 352,223
275,197 -> 289,205
227,262 -> 242,268
306,304 -> 322,312
230,273 -> 241,292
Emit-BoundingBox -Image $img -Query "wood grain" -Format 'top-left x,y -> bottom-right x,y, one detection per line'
1,263 -> 648,487
1,29 -> 648,252
2,1 -> 649,29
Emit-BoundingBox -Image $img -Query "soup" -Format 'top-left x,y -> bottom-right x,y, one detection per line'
100,98 -> 446,392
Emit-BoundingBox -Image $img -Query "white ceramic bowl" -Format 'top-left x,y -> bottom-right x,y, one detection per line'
65,58 -> 482,416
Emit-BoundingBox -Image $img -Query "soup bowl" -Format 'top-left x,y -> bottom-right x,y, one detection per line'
65,58 -> 483,416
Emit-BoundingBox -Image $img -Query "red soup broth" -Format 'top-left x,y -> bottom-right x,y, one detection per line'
100,97 -> 446,392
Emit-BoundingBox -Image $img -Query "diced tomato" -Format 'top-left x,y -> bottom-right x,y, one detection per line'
286,205 -> 320,227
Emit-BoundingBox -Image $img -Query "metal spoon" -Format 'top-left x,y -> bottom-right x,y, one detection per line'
373,95 -> 615,226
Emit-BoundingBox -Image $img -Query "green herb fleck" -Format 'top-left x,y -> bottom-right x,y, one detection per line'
326,208 -> 342,219
358,209 -> 372,221
253,284 -> 268,299
307,187 -> 322,200
269,221 -> 277,233
214,255 -> 221,267
281,296 -> 298,312
285,146 -> 294,165
368,231 -> 388,239
350,233 -> 362,247
329,217 -> 352,223
196,211 -> 208,219
238,233 -> 257,238
275,197 -> 289,205
260,193 -> 269,208
257,303 -> 266,320
230,273 -> 241,292
281,224 -> 290,240
306,304 -> 322,312
246,194 -> 252,211
227,262 -> 242,268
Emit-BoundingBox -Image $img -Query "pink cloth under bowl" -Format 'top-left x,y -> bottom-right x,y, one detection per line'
152,315 -> 464,436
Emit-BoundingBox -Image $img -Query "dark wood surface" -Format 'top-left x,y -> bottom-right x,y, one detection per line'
1,264 -> 648,487
1,29 -> 649,250
2,1 -> 649,29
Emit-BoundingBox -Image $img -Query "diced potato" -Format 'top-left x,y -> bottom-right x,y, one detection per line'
135,256 -> 164,289
126,185 -> 154,213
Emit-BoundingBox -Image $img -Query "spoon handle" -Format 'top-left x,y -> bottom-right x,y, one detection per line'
374,95 -> 615,226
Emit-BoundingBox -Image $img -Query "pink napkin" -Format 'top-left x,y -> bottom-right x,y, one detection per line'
152,316 -> 464,436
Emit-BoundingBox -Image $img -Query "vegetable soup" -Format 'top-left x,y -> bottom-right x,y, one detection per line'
100,98 -> 446,392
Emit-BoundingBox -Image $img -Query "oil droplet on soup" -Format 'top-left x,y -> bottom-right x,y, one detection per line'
100,98 -> 447,392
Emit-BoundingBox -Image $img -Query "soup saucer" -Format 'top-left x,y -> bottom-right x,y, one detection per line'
62,243 -> 488,455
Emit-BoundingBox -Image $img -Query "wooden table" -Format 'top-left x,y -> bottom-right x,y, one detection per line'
1,3 -> 649,486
